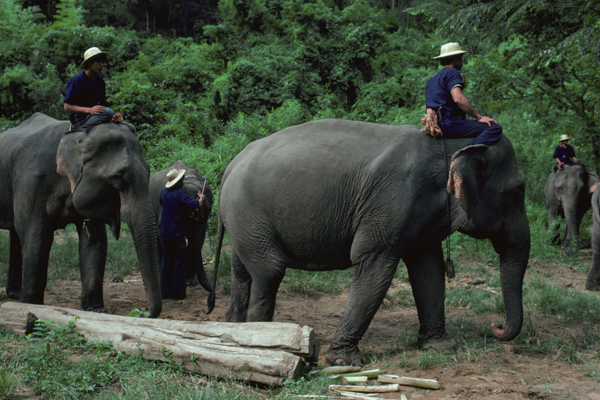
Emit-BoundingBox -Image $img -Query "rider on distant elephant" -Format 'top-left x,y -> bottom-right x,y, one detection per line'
64,47 -> 135,134
422,42 -> 502,146
554,134 -> 580,170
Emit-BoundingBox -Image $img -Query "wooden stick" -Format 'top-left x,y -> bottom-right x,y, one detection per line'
329,384 -> 399,393
378,374 -> 441,389
339,392 -> 383,399
311,365 -> 361,375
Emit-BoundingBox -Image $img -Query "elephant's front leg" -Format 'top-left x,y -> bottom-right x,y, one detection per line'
326,254 -> 398,366
6,229 -> 23,299
403,243 -> 456,350
586,222 -> 600,291
16,221 -> 54,304
77,220 -> 108,312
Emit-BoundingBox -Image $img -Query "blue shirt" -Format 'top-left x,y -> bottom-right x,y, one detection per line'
553,145 -> 576,165
64,71 -> 107,124
159,188 -> 199,241
425,67 -> 466,125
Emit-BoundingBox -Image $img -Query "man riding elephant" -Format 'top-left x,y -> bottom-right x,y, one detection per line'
64,47 -> 135,134
422,42 -> 502,147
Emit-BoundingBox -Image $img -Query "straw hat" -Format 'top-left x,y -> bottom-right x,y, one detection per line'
80,47 -> 109,68
559,134 -> 570,142
433,42 -> 468,59
165,169 -> 186,188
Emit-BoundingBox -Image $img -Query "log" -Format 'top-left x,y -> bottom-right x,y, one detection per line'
0,302 -> 320,386
0,308 -> 37,336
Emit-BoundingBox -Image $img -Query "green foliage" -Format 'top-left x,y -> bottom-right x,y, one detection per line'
0,366 -> 14,400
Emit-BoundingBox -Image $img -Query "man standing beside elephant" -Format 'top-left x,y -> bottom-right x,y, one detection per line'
554,134 -> 580,170
159,169 -> 204,300
64,47 -> 135,134
423,42 -> 502,146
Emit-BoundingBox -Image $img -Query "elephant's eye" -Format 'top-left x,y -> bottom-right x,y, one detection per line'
110,173 -> 129,191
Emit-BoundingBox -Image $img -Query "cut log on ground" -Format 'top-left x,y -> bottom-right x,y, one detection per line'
0,302 -> 320,386
0,308 -> 37,336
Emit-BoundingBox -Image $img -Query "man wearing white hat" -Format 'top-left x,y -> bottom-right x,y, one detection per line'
64,47 -> 135,134
159,168 -> 204,300
423,42 -> 502,146
553,134 -> 580,170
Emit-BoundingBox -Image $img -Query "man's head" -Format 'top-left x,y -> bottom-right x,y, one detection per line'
434,42 -> 467,70
165,169 -> 186,190
81,47 -> 109,70
559,134 -> 570,146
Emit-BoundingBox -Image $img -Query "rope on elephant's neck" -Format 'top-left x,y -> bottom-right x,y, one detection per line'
442,138 -> 456,281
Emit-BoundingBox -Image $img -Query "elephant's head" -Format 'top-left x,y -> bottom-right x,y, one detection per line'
56,124 -> 162,317
448,139 -> 530,341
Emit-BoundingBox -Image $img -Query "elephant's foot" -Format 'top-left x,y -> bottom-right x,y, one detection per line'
6,287 -> 21,300
84,306 -> 112,314
186,276 -> 199,286
585,279 -> 600,291
326,337 -> 363,366
417,331 -> 457,351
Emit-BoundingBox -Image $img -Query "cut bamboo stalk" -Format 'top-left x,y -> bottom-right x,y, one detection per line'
342,376 -> 368,384
311,365 -> 361,375
378,374 -> 440,390
332,369 -> 387,379
329,384 -> 399,393
339,391 -> 382,399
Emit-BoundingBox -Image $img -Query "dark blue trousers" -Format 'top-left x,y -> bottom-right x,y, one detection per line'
441,119 -> 502,146
161,238 -> 187,300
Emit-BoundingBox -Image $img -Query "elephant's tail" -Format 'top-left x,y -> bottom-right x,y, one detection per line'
207,212 -> 225,314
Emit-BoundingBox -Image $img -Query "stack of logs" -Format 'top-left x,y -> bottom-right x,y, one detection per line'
0,302 -> 320,386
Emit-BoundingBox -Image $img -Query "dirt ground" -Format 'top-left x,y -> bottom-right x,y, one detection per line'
2,251 -> 600,399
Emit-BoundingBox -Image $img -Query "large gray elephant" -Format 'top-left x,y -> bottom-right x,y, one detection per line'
543,164 -> 598,250
0,113 -> 162,317
149,160 -> 214,291
586,189 -> 600,290
209,119 -> 531,366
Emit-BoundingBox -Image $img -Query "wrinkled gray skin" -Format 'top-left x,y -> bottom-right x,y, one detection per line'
210,119 -> 531,366
543,164 -> 598,250
149,160 -> 214,291
586,189 -> 600,290
0,113 -> 162,317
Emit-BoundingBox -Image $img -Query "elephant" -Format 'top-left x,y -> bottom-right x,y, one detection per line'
543,164 -> 598,250
209,118 -> 531,366
0,113 -> 162,317
586,189 -> 600,290
148,160 -> 214,292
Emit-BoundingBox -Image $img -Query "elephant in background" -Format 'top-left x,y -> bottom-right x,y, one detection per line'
149,160 -> 214,292
586,189 -> 600,290
544,164 -> 599,250
0,113 -> 162,317
210,119 -> 530,366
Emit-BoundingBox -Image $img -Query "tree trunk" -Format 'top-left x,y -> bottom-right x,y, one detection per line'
0,303 -> 320,386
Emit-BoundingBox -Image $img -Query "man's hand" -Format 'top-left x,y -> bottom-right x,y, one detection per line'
111,112 -> 124,123
558,162 -> 564,170
89,105 -> 106,115
573,157 -> 580,163
477,116 -> 498,127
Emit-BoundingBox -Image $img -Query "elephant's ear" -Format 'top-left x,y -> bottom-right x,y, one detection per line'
588,172 -> 599,194
56,130 -> 87,193
447,144 -> 487,218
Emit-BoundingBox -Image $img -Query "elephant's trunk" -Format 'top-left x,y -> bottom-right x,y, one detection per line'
122,200 -> 162,318
491,215 -> 531,341
563,197 -> 580,250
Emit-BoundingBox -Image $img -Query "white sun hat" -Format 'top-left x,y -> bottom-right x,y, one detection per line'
559,134 -> 570,142
80,47 -> 109,68
165,169 -> 186,188
433,42 -> 468,59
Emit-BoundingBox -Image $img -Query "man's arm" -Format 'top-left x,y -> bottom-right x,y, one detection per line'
64,103 -> 106,115
450,87 -> 498,127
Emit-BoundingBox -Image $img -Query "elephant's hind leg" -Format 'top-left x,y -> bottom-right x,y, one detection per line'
6,229 -> 23,299
225,248 -> 252,322
403,243 -> 456,351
